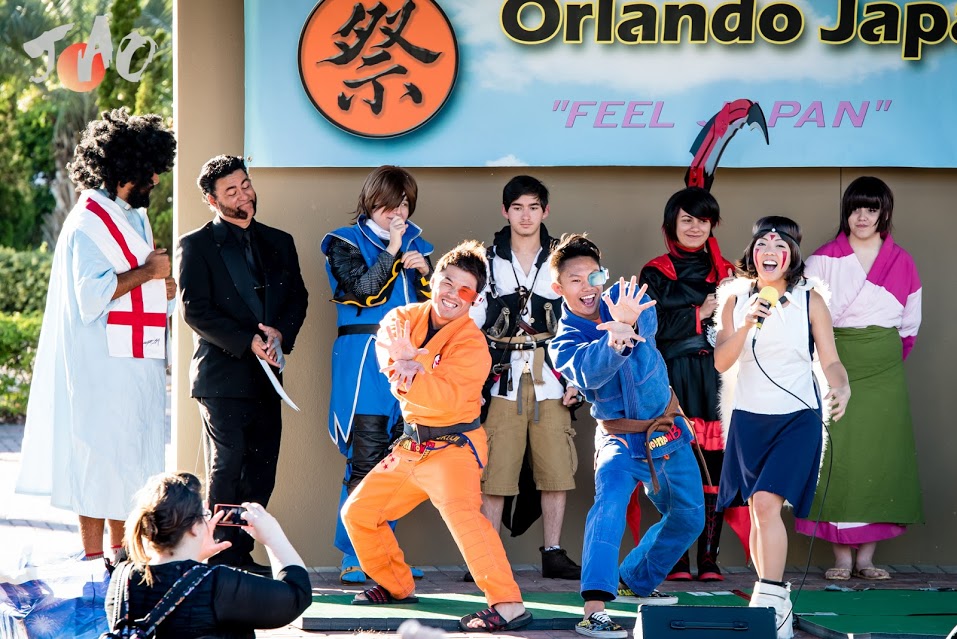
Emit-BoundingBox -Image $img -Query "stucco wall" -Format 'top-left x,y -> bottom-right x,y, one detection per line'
174,0 -> 956,568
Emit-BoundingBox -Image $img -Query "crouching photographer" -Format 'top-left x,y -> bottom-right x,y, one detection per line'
103,472 -> 310,638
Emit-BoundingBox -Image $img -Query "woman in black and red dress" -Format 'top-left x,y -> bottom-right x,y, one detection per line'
637,187 -> 740,581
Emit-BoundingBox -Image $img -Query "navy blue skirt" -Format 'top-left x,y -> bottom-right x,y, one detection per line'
717,408 -> 823,518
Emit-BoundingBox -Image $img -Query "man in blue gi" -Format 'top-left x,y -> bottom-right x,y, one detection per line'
548,234 -> 704,638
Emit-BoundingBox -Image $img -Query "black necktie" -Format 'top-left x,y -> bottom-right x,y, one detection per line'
241,230 -> 264,292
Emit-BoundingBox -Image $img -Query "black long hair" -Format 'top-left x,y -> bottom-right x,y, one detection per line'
839,176 -> 894,238
737,216 -> 805,289
661,187 -> 721,247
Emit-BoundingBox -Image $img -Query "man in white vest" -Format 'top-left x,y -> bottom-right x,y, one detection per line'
17,108 -> 177,569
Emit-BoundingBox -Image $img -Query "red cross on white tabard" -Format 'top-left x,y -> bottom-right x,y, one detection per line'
87,199 -> 167,359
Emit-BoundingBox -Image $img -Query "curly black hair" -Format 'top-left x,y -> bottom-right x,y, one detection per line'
67,108 -> 176,195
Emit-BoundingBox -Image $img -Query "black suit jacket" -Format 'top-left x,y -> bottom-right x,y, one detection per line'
176,216 -> 309,398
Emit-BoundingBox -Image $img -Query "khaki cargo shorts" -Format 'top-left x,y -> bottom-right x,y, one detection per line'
481,374 -> 577,495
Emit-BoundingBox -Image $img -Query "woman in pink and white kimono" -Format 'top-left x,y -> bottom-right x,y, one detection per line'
795,176 -> 923,581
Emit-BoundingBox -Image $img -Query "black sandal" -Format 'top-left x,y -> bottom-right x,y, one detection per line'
351,584 -> 419,606
458,607 -> 533,632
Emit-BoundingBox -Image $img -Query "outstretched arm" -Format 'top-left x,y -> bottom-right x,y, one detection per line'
550,327 -> 630,391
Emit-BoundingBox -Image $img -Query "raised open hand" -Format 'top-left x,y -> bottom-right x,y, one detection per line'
597,320 -> 643,353
381,359 -> 426,391
386,319 -> 428,362
602,277 -> 656,326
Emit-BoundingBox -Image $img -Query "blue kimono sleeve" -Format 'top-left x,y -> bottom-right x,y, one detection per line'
549,324 -> 629,391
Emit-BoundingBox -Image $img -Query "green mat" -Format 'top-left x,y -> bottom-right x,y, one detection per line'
295,589 -> 957,634
792,590 -> 957,639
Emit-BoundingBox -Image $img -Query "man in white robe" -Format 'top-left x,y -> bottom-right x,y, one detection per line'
16,109 -> 177,566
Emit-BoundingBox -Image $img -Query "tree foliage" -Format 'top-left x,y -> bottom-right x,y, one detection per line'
0,246 -> 52,314
0,311 -> 43,420
0,0 -> 173,249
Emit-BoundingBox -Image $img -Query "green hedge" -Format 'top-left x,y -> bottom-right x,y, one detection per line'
0,312 -> 42,420
0,247 -> 52,314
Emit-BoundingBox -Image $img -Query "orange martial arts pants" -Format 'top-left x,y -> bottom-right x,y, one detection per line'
342,428 -> 523,606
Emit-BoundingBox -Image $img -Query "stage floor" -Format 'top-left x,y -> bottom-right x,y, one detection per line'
296,564 -> 957,638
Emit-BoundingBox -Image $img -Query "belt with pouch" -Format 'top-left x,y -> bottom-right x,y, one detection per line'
393,431 -> 485,468
597,390 -> 711,493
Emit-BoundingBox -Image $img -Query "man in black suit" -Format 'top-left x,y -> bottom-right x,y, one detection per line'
177,155 -> 308,573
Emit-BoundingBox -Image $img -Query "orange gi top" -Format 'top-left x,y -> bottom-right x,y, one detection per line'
376,301 -> 491,427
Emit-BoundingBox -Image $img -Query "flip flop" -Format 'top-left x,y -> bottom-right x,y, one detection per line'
458,607 -> 533,633
825,567 -> 851,580
352,584 -> 419,606
339,564 -> 367,584
410,565 -> 425,579
853,567 -> 891,580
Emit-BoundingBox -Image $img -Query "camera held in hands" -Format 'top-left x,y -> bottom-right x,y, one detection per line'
213,503 -> 247,527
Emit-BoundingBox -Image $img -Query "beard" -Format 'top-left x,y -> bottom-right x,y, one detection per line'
217,197 -> 257,221
125,179 -> 156,209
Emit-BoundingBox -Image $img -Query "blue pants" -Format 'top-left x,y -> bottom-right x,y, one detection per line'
581,434 -> 704,599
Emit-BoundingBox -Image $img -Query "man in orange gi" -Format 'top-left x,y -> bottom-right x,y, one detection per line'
342,240 -> 532,633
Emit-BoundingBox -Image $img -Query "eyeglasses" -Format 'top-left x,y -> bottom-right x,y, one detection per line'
587,267 -> 610,286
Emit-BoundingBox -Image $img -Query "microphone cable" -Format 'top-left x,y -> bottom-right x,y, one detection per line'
749,336 -> 835,635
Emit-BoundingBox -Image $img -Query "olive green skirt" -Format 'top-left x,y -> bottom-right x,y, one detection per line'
806,326 -> 923,524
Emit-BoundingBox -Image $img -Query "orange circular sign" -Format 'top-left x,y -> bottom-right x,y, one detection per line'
57,43 -> 106,92
299,0 -> 458,139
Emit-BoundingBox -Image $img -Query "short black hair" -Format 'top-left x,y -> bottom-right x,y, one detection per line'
434,240 -> 488,293
549,233 -> 601,282
737,216 -> 805,288
68,108 -> 176,196
502,175 -> 549,209
840,176 -> 893,238
662,187 -> 721,245
197,155 -> 247,201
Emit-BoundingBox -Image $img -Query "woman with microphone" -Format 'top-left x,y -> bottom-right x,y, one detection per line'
713,216 -> 850,639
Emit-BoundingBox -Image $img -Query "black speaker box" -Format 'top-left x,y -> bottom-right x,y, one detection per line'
637,605 -> 777,638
